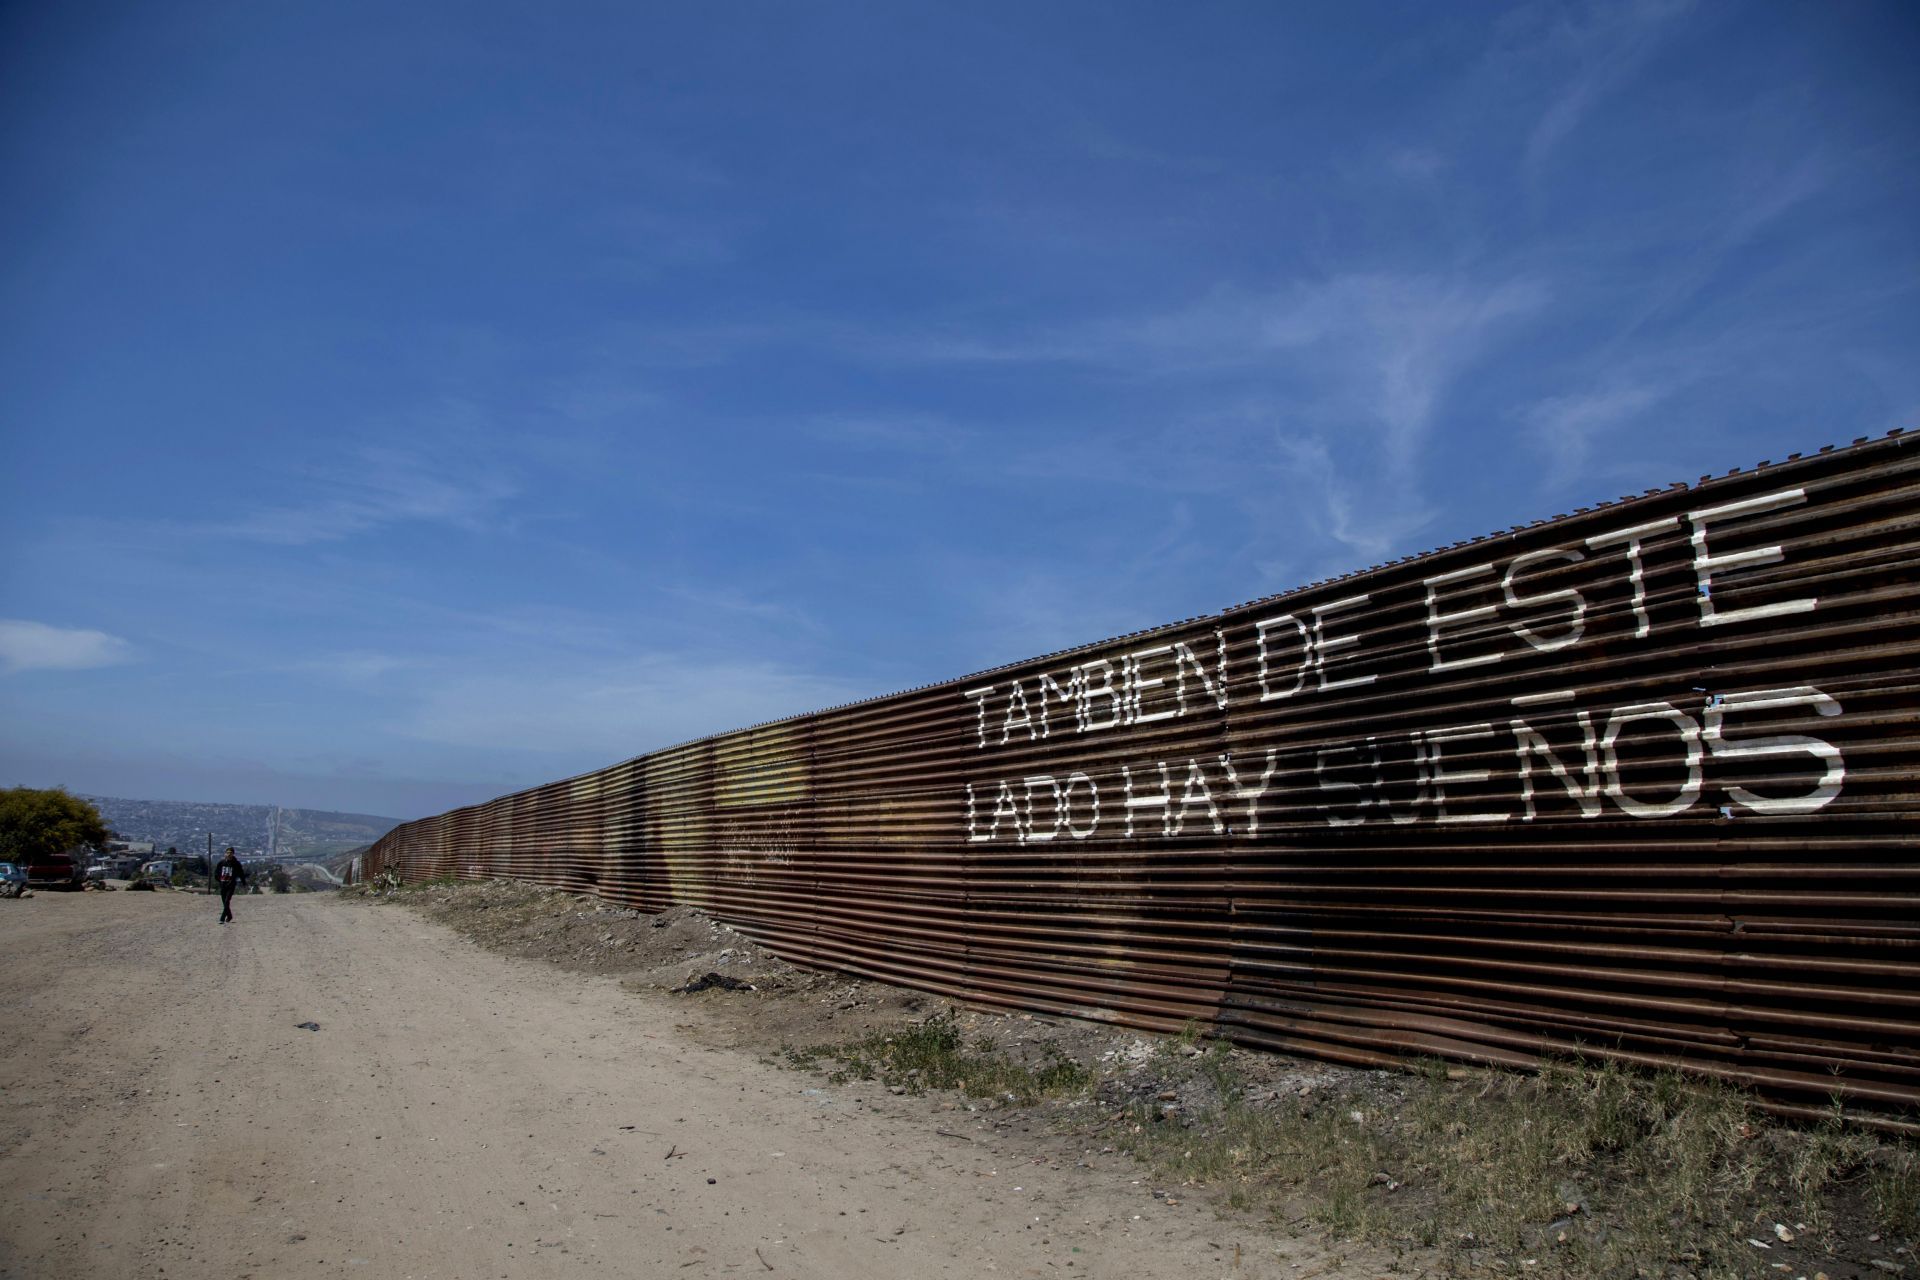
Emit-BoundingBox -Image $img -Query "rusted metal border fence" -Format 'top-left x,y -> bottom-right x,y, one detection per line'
366,431 -> 1919,1125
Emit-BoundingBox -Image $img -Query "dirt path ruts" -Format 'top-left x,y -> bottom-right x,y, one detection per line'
0,892 -> 1335,1279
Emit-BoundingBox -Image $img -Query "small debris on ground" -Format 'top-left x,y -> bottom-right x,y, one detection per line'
674,971 -> 755,994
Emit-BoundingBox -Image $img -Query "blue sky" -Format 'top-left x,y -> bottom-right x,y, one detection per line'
2,1 -> 1915,819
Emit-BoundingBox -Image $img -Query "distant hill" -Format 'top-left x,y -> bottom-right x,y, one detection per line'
84,795 -> 399,861
324,843 -> 374,880
275,808 -> 399,861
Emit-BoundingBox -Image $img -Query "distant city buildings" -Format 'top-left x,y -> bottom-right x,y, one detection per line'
82,795 -> 397,864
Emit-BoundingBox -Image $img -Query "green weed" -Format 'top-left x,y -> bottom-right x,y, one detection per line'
779,1011 -> 1092,1104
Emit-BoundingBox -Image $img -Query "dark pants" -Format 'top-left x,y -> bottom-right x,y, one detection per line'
219,886 -> 236,921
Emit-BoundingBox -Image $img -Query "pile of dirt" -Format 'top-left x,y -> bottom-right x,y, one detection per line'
353,881 -> 760,977
345,879 -> 956,1048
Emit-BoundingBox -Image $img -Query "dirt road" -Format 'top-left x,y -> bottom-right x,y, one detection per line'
0,891 -> 1324,1279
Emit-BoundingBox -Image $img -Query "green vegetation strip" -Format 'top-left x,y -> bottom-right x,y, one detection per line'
782,1012 -> 1091,1103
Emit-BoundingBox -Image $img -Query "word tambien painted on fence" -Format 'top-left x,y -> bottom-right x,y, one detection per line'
366,432 -> 1919,1123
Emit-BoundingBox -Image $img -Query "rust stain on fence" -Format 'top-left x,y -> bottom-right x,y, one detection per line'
366,431 -> 1920,1118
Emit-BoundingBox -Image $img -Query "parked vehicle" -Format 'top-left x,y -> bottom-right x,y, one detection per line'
24,852 -> 84,890
0,862 -> 27,898
138,860 -> 174,885
85,863 -> 111,882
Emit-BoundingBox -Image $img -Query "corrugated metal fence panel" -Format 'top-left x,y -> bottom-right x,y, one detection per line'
364,432 -> 1920,1115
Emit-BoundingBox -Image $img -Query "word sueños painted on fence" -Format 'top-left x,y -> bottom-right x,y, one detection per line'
366,433 -> 1919,1123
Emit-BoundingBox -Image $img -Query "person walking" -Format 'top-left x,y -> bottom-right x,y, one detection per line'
216,847 -> 249,923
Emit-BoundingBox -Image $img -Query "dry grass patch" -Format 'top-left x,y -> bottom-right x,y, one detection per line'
1117,1049 -> 1917,1278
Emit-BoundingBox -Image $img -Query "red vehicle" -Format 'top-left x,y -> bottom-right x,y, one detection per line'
23,851 -> 85,890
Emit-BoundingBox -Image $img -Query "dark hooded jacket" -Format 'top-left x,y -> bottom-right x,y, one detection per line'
216,856 -> 248,894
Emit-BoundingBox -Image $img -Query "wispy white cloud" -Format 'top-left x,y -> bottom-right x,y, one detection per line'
212,444 -> 517,546
0,620 -> 134,673
1513,139 -> 1837,497
1115,273 -> 1541,575
1522,0 -> 1695,170
395,653 -> 867,758
1524,380 -> 1672,492
1251,273 -> 1548,479
1610,149 -> 1831,343
1267,434 -> 1438,565
846,273 -> 1546,457
831,271 -> 1545,592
